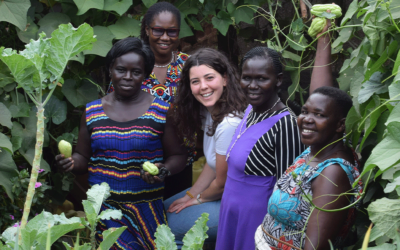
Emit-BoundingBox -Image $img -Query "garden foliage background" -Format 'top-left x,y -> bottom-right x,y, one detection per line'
0,0 -> 400,248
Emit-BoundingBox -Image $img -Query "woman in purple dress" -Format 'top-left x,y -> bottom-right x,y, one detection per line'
216,18 -> 337,248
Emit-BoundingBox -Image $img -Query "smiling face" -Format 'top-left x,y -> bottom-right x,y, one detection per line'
110,52 -> 145,98
297,93 -> 345,147
146,11 -> 179,58
189,65 -> 226,113
240,57 -> 282,113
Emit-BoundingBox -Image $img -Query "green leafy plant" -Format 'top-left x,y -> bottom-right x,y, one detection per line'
0,22 -> 96,243
0,182 -> 125,250
154,213 -> 209,250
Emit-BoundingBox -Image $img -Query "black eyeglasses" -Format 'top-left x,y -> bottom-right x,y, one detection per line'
150,27 -> 180,38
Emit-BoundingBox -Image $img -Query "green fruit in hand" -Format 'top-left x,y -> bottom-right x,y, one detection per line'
58,140 -> 72,158
311,4 -> 342,19
308,17 -> 327,38
143,161 -> 159,175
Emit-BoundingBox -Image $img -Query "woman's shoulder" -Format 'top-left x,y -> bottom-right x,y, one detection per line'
176,51 -> 190,64
220,113 -> 243,127
86,98 -> 102,110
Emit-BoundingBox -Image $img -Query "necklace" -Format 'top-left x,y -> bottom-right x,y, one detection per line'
154,51 -> 174,68
226,98 -> 281,161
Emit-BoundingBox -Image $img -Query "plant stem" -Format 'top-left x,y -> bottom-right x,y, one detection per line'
267,0 -> 282,50
18,103 -> 45,243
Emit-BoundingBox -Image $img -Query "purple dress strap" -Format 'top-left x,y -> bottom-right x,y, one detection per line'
216,105 -> 290,250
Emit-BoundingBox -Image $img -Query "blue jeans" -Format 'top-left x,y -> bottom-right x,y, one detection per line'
164,188 -> 220,249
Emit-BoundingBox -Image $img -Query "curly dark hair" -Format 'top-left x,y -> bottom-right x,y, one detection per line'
140,2 -> 181,45
174,48 -> 247,143
312,86 -> 353,118
105,37 -> 155,78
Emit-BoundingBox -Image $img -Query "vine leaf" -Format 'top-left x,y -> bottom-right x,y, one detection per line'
61,79 -> 98,108
83,25 -> 114,57
358,72 -> 388,104
73,0 -> 104,15
341,0 -> 358,25
37,12 -> 70,38
0,133 -> 13,155
364,40 -> 398,81
0,0 -> 30,30
43,95 -> 67,125
212,11 -> 231,36
104,0 -> 132,16
234,7 -> 254,25
384,176 -> 400,193
362,121 -> 400,174
389,75 -> 400,100
368,197 -> 400,239
0,150 -> 18,201
142,0 -> 157,8
0,102 -> 12,129
17,17 -> 39,43
99,227 -> 126,250
386,103 -> 400,126
179,17 -> 194,38
108,16 -> 140,39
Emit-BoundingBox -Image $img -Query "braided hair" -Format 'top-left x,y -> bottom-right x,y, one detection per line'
240,47 -> 284,76
140,2 -> 181,44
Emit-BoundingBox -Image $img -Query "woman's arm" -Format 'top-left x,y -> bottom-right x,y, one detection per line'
304,164 -> 352,250
309,16 -> 334,94
55,111 -> 91,175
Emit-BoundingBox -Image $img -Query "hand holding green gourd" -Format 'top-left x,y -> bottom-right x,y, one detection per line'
58,140 -> 72,158
143,161 -> 160,175
310,4 -> 342,19
308,17 -> 328,38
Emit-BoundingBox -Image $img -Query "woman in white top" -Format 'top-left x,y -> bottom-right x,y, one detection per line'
164,48 -> 247,247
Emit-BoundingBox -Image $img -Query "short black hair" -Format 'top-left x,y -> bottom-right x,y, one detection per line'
312,86 -> 353,118
140,2 -> 181,44
105,37 -> 155,78
240,47 -> 284,76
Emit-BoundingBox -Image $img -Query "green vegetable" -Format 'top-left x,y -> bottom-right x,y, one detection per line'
143,161 -> 159,175
308,17 -> 327,38
311,4 -> 342,19
58,140 -> 72,158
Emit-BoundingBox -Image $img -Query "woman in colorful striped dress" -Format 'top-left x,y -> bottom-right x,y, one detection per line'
56,37 -> 187,250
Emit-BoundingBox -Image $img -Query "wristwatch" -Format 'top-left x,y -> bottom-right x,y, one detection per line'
196,193 -> 203,204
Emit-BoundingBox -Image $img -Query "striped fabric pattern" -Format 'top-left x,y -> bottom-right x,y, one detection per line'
86,98 -> 169,250
244,108 -> 306,179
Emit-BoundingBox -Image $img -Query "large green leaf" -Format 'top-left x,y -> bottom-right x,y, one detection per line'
212,11 -> 231,36
179,16 -> 194,39
154,225 -> 178,250
108,16 -> 141,39
182,213 -> 209,250
61,79 -> 99,107
364,40 -> 398,81
358,72 -> 387,104
359,96 -> 386,150
233,6 -> 254,25
43,95 -> 67,125
142,0 -> 157,8
363,122 -> 400,174
83,25 -> 114,57
341,0 -> 359,25
8,102 -> 30,118
99,227 -> 126,250
73,0 -> 104,15
0,133 -> 13,155
11,121 -> 23,152
82,200 -> 97,227
0,102 -> 12,129
98,209 -> 123,221
368,198 -> 400,239
20,147 -> 51,172
17,17 -> 39,44
104,0 -> 132,16
35,223 -> 85,249
86,182 -> 111,215
0,150 -> 18,201
46,23 -> 96,82
389,74 -> 400,100
37,13 -> 70,38
18,107 -> 49,151
0,48 -> 41,93
0,0 -> 30,30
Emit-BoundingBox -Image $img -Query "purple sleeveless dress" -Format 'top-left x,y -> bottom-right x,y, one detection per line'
216,105 -> 289,250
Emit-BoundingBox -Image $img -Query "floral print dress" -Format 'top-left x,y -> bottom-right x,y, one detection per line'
255,148 -> 363,250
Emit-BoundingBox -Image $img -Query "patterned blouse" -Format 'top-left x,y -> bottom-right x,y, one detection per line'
141,51 -> 189,103
255,148 -> 363,250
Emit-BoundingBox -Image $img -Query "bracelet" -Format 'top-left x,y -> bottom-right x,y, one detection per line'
196,193 -> 203,204
186,191 -> 194,199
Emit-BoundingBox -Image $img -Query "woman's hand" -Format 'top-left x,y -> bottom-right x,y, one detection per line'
168,196 -> 200,214
140,163 -> 170,184
167,195 -> 191,213
55,154 -> 74,172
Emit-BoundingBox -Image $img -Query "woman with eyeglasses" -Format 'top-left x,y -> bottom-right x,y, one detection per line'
140,2 -> 195,200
